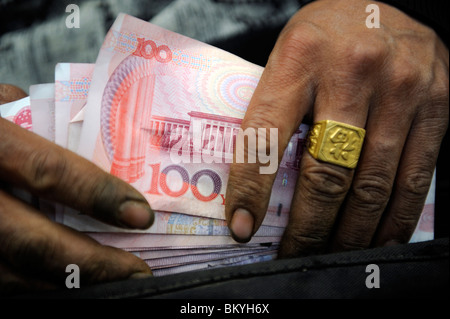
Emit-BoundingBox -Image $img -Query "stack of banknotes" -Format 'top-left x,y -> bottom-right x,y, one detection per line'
0,13 -> 435,276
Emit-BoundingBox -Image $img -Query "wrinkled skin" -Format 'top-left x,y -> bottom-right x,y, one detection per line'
225,0 -> 449,258
0,85 -> 154,294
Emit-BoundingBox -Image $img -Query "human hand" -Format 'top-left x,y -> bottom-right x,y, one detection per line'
225,0 -> 448,257
0,85 -> 154,295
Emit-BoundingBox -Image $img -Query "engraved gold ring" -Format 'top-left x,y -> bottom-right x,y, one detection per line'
307,120 -> 366,169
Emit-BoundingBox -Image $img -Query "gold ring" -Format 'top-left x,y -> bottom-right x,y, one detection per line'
307,120 -> 366,169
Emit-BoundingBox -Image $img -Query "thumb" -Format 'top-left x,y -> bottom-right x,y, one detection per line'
0,117 -> 154,230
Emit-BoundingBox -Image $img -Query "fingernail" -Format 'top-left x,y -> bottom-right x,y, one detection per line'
119,201 -> 154,229
129,272 -> 153,280
230,208 -> 254,242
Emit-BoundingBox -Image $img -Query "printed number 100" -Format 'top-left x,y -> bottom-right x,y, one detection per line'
145,163 -> 223,202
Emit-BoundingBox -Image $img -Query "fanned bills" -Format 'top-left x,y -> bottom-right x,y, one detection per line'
76,13 -> 307,226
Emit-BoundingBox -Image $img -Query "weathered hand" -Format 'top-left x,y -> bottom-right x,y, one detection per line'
225,0 -> 449,257
0,85 -> 154,295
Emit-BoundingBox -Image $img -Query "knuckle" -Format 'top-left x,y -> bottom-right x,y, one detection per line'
279,23 -> 323,57
243,107 -> 282,130
242,108 -> 291,144
388,59 -> 421,92
283,225 -> 328,256
342,40 -> 388,76
275,23 -> 324,70
301,161 -> 352,202
26,148 -> 68,195
228,169 -> 272,205
12,228 -> 59,269
398,169 -> 432,200
351,169 -> 393,213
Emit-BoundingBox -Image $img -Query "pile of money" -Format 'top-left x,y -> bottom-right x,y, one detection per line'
1,13 -> 435,276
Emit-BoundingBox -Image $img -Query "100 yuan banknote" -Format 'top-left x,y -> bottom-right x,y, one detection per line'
77,13 -> 307,228
29,83 -> 55,142
54,63 -> 94,148
0,96 -> 32,131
